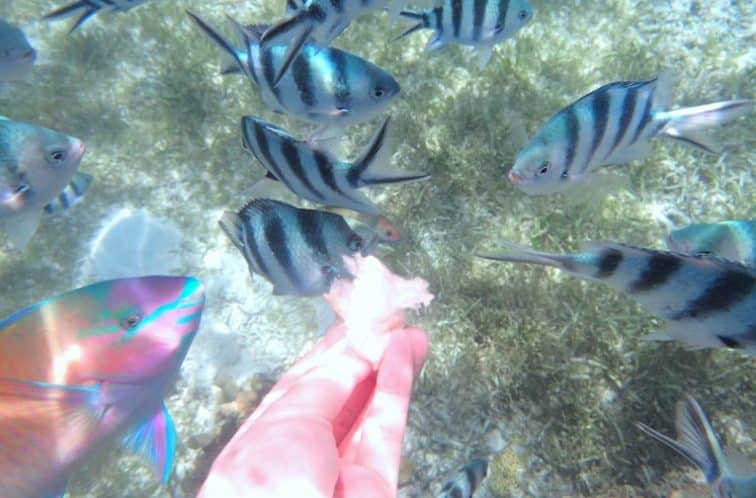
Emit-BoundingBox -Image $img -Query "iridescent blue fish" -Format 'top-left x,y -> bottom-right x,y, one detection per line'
0,276 -> 205,497
241,115 -> 429,216
508,72 -> 754,194
667,220 -> 755,268
44,0 -> 150,32
479,241 -> 756,354
637,396 -> 756,498
439,457 -> 488,498
219,198 -> 376,297
187,12 -> 400,139
398,0 -> 533,67
0,17 -> 36,82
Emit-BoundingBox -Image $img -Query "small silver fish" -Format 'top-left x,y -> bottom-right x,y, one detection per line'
637,396 -> 756,498
241,115 -> 429,216
261,0 -> 402,86
439,457 -> 488,498
479,241 -> 756,354
44,0 -> 150,32
0,18 -> 36,82
508,71 -> 754,194
0,116 -> 89,249
667,220 -> 755,268
187,13 -> 400,139
219,198 -> 375,297
398,0 -> 533,68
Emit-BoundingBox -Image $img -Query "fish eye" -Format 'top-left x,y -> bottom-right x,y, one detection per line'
47,149 -> 67,165
536,161 -> 550,176
371,87 -> 386,99
518,10 -> 530,20
348,235 -> 363,252
120,313 -> 142,330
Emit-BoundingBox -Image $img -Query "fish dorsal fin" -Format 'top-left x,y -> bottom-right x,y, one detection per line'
652,69 -> 674,112
122,402 -> 177,485
218,211 -> 246,251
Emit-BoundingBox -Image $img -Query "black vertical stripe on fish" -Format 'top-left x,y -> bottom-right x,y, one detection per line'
297,210 -> 330,263
314,151 -> 350,199
262,48 -> 281,101
253,124 -> 286,181
241,215 -> 272,280
606,86 -> 638,158
595,247 -> 623,278
562,105 -> 580,177
628,86 -> 654,145
472,0 -> 487,41
588,90 -> 610,164
309,3 -> 328,22
464,464 -> 479,490
452,0 -> 463,38
330,0 -> 343,13
330,50 -> 351,109
629,253 -> 681,292
495,0 -> 509,33
433,7 -> 444,30
59,192 -> 70,210
673,270 -> 754,319
280,140 -> 327,201
292,53 -> 316,107
264,211 -> 302,288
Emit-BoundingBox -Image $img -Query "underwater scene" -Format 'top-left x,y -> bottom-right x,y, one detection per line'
0,0 -> 753,497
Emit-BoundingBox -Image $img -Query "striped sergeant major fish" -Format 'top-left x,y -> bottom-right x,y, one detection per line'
0,116 -> 89,249
241,115 -> 430,216
398,0 -> 533,68
667,220 -> 755,268
261,0 -> 402,86
439,457 -> 488,498
43,0 -> 150,32
508,71 -> 754,194
219,198 -> 376,297
187,12 -> 400,140
478,242 -> 756,354
637,396 -> 756,498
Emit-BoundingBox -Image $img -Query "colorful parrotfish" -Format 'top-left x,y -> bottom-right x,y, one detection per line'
0,275 -> 205,498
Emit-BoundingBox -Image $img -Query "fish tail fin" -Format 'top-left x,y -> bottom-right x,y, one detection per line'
477,241 -> 572,270
395,9 -> 430,40
657,99 -> 754,154
218,211 -> 245,251
43,1 -> 100,32
637,396 -> 728,484
353,117 -> 430,187
44,171 -> 93,215
186,11 -> 250,80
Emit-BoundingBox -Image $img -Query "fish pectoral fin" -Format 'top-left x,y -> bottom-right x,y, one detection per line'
475,45 -> 494,69
0,208 -> 43,250
122,402 -> 177,485
599,140 -> 652,166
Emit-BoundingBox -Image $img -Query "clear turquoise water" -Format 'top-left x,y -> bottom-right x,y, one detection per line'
0,1 -> 753,496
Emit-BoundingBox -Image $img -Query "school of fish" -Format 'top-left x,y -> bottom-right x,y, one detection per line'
0,0 -> 753,496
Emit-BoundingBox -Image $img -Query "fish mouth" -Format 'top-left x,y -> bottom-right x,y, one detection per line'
71,139 -> 87,161
23,49 -> 36,62
508,169 -> 524,184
